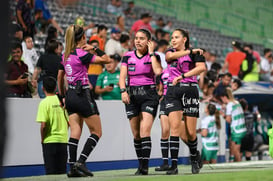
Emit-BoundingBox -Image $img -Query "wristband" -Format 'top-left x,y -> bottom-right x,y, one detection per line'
149,52 -> 156,57
120,88 -> 126,93
189,48 -> 193,55
181,73 -> 186,79
94,48 -> 106,56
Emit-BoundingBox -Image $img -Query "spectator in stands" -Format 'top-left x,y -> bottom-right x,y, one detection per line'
32,39 -> 62,98
35,0 -> 64,35
200,103 -> 221,164
163,20 -> 173,33
130,13 -> 153,36
34,8 -> 44,34
105,27 -> 122,56
161,31 -> 170,42
151,17 -> 164,30
239,98 -> 255,161
57,24 -> 110,177
36,76 -> 68,174
243,43 -> 261,63
210,62 -> 222,75
155,29 -> 165,41
56,41 -> 64,56
115,15 -> 125,32
95,54 -> 121,100
219,88 -> 246,162
259,48 -> 272,82
155,39 -> 169,69
165,29 -> 205,175
213,72 -> 232,101
88,25 -> 108,96
9,23 -> 24,43
231,78 -> 242,91
124,1 -> 136,19
22,36 -> 39,74
239,45 -> 259,82
5,43 -> 30,98
206,50 -> 217,71
16,0 -> 35,38
119,29 -> 162,175
107,0 -> 124,16
222,41 -> 246,77
120,33 -> 131,55
44,25 -> 58,51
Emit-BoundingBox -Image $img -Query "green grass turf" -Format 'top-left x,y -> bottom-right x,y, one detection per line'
3,161 -> 273,181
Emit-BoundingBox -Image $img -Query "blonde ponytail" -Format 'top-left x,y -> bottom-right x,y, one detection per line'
64,25 -> 76,61
226,87 -> 236,103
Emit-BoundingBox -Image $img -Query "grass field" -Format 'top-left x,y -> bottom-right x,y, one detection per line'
3,160 -> 273,181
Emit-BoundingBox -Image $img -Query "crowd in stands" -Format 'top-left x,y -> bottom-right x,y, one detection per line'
6,0 -> 273,170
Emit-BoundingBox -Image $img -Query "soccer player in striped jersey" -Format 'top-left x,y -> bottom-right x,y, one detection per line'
200,103 -> 221,164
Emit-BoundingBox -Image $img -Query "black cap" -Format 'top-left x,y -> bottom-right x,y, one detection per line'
141,13 -> 152,19
232,41 -> 241,49
110,53 -> 121,62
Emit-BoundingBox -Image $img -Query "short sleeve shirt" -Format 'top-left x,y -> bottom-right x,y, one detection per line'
61,48 -> 96,86
121,50 -> 160,86
166,48 -> 205,83
36,95 -> 68,143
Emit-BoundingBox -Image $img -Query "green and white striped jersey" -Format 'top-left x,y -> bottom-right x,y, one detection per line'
201,115 -> 219,151
226,101 -> 247,136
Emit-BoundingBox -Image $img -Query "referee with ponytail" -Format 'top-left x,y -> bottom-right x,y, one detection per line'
57,24 -> 110,177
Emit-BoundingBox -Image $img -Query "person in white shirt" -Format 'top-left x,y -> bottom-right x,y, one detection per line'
105,27 -> 122,56
260,48 -> 272,82
22,36 -> 39,74
155,39 -> 169,69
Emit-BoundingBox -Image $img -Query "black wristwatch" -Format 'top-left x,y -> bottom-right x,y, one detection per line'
120,88 -> 126,93
149,52 -> 156,57
181,73 -> 186,79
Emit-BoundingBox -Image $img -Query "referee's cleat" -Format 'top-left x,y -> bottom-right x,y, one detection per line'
155,164 -> 170,171
74,162 -> 94,177
166,167 -> 178,175
67,167 -> 87,177
191,160 -> 200,174
134,168 -> 142,175
140,168 -> 148,175
197,151 -> 203,169
191,151 -> 202,174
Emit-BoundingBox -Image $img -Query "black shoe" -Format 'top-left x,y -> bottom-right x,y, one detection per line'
67,167 -> 87,177
191,160 -> 200,174
135,168 -> 142,175
135,168 -> 148,175
191,151 -> 202,174
166,167 -> 178,175
155,164 -> 170,171
74,162 -> 94,177
140,168 -> 148,175
196,151 -> 203,169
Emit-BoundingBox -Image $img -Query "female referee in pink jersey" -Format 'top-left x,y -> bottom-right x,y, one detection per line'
165,29 -> 206,175
57,25 -> 110,177
119,29 -> 162,175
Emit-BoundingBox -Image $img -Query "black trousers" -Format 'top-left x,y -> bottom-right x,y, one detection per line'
42,143 -> 67,174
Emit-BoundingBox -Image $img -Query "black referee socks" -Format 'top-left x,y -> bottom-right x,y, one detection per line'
78,134 -> 100,163
68,138 -> 79,168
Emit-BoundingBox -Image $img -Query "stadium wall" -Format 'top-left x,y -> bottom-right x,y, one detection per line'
1,98 -> 226,178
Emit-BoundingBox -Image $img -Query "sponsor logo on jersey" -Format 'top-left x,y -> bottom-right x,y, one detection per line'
128,66 -> 135,71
